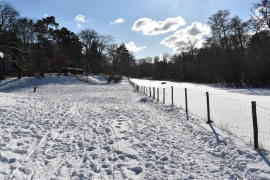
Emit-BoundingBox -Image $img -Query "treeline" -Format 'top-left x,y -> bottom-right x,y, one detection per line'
1,1 -> 269,87
134,0 -> 270,87
0,1 -> 135,80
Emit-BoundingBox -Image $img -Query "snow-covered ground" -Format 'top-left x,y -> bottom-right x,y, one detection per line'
0,76 -> 270,179
130,78 -> 270,152
77,75 -> 107,84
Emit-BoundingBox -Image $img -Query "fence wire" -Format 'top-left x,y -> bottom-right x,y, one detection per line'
130,79 -> 270,151
173,88 -> 185,110
210,94 -> 253,146
257,105 -> 270,150
187,89 -> 208,120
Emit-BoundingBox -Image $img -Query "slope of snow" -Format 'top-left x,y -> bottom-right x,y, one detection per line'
0,76 -> 269,179
77,75 -> 107,84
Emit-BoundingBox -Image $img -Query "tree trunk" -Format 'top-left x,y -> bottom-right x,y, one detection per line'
0,59 -> 6,80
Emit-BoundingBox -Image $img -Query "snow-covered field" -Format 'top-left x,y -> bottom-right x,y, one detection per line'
0,76 -> 270,179
130,78 -> 270,152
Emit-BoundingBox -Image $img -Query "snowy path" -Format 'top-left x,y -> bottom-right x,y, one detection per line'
0,77 -> 270,179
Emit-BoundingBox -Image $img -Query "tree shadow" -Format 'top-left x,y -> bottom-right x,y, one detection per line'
208,124 -> 270,167
226,88 -> 270,96
0,76 -> 114,93
0,78 -> 18,88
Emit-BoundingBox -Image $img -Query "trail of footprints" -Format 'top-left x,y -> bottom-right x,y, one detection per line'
2,90 -> 187,179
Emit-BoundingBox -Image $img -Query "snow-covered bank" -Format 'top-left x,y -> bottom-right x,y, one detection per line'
77,75 -> 107,84
0,77 -> 270,179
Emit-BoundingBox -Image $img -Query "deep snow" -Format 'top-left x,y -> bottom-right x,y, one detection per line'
0,76 -> 270,179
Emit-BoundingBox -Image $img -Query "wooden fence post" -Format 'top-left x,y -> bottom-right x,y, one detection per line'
171,86 -> 174,106
153,87 -> 155,99
252,101 -> 259,150
149,87 -> 151,97
185,88 -> 188,113
157,88 -> 159,102
185,88 -> 189,120
163,88 -> 165,104
206,92 -> 212,124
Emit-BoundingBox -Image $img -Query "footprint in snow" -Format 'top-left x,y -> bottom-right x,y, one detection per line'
102,164 -> 110,168
13,149 -> 28,155
129,166 -> 143,175
105,169 -> 112,175
17,142 -> 24,146
87,146 -> 96,151
117,163 -> 126,168
139,98 -> 148,103
145,162 -> 153,168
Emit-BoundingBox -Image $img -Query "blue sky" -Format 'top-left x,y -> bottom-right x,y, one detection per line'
7,0 -> 256,59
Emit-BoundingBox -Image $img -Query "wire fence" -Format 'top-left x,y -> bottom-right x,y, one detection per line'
257,105 -> 270,150
129,79 -> 270,151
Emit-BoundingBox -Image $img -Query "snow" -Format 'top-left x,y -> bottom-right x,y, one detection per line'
77,75 -> 107,84
130,78 -> 270,151
0,51 -> 4,58
0,76 -> 270,179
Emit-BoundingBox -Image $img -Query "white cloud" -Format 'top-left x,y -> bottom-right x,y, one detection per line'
75,14 -> 86,23
43,14 -> 49,18
161,22 -> 211,53
74,14 -> 88,28
110,18 -> 124,25
132,16 -> 186,35
125,41 -> 146,52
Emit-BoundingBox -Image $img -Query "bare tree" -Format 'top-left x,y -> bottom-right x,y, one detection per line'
78,29 -> 99,75
251,0 -> 270,30
0,1 -> 19,32
97,35 -> 114,54
208,10 -> 231,51
230,16 -> 249,50
0,1 -> 19,79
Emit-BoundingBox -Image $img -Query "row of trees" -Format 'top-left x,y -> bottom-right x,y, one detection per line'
1,0 -> 269,86
0,1 -> 135,80
134,0 -> 270,87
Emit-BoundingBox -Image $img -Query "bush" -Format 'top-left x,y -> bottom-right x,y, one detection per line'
105,74 -> 122,83
113,75 -> 122,83
105,75 -> 113,83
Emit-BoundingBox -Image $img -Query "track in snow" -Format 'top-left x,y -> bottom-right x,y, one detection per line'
0,77 -> 269,179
